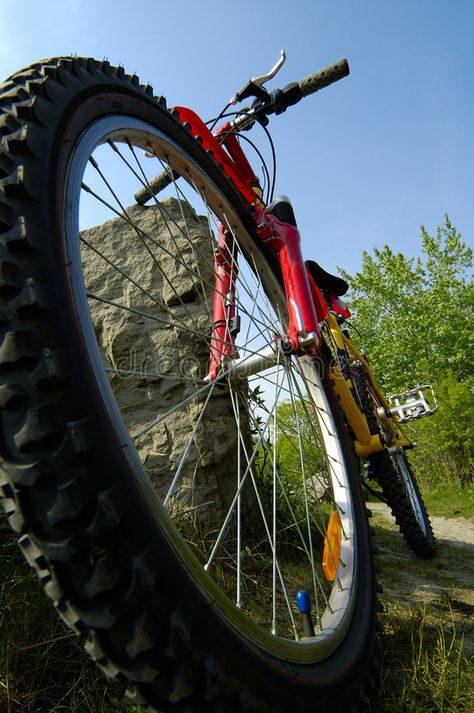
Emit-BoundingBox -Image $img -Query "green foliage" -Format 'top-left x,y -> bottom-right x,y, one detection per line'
409,374 -> 474,485
274,400 -> 324,482
340,215 -> 473,390
340,215 -> 474,485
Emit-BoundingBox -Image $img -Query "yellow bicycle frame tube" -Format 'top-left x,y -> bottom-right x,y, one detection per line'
325,312 -> 412,457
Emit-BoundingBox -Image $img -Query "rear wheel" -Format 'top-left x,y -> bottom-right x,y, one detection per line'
0,57 -> 380,712
368,449 -> 436,558
351,365 -> 436,559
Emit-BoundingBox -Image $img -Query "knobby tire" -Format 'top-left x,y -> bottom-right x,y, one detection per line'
0,57 -> 381,712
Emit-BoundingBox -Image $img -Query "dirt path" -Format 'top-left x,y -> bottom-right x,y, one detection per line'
368,502 -> 474,653
369,501 -> 474,547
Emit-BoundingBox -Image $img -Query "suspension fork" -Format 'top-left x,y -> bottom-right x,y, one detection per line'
208,120 -> 329,378
207,123 -> 265,380
216,124 -> 328,354
167,109 -> 326,379
209,224 -> 240,381
208,206 -> 331,380
253,205 -> 327,352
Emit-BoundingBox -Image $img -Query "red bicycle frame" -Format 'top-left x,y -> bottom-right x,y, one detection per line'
173,106 -> 329,380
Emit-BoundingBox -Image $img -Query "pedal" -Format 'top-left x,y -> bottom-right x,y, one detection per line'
388,385 -> 438,423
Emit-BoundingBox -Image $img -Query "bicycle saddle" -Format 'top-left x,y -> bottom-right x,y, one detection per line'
305,259 -> 349,296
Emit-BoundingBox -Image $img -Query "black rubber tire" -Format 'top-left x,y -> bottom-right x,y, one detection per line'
368,450 -> 436,559
351,364 -> 436,559
0,57 -> 381,712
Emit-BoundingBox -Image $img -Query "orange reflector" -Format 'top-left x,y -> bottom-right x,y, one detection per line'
322,510 -> 342,582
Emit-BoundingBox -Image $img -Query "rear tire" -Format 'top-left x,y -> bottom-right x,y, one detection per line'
368,449 -> 436,559
0,57 -> 380,711
351,364 -> 436,559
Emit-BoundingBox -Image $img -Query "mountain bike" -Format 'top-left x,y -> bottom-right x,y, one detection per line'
0,52 -> 436,712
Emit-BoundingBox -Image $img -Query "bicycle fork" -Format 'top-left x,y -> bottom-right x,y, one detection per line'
208,199 -> 329,381
208,225 -> 240,381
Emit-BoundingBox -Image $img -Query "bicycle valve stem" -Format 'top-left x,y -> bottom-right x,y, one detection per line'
295,590 -> 316,638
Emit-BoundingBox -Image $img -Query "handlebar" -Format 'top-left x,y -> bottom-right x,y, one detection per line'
231,57 -> 350,129
135,57 -> 350,204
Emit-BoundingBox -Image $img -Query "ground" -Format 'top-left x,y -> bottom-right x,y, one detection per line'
369,502 -> 474,654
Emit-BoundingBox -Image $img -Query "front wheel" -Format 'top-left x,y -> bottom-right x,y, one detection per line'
0,57 -> 380,711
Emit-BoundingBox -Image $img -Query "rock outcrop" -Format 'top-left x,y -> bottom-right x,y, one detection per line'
81,198 -> 245,524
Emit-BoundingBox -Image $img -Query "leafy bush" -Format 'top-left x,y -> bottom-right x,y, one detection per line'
409,375 -> 474,485
340,215 -> 474,486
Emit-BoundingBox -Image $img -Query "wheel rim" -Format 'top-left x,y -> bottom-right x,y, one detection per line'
61,114 -> 360,661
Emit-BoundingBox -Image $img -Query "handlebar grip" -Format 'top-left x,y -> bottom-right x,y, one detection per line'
134,169 -> 179,205
299,59 -> 350,97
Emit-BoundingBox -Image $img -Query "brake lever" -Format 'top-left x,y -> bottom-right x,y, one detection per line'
229,49 -> 286,105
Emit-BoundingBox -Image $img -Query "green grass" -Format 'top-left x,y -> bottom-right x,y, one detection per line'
2,509 -> 473,712
0,522 -> 139,713
374,605 -> 473,713
424,482 -> 474,520
370,495 -> 474,713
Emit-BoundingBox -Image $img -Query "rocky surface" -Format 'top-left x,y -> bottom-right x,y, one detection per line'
81,198 -> 244,523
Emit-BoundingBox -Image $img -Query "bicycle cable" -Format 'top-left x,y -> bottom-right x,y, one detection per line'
216,130 -> 271,203
208,102 -> 233,132
207,109 -> 277,204
259,121 -> 277,202
344,320 -> 365,342
204,110 -> 242,126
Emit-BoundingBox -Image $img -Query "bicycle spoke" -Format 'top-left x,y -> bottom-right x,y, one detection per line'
211,378 -> 299,638
287,369 -> 322,623
272,349 -> 281,634
132,378 -> 216,440
242,378 -> 330,613
163,380 -> 217,507
80,235 -> 165,309
85,155 -> 209,337
82,236 -> 276,364
77,124 -> 359,647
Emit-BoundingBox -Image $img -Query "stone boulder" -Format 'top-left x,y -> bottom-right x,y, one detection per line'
81,198 -> 247,525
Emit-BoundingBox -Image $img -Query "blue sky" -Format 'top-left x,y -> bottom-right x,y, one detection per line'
1,0 -> 472,276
